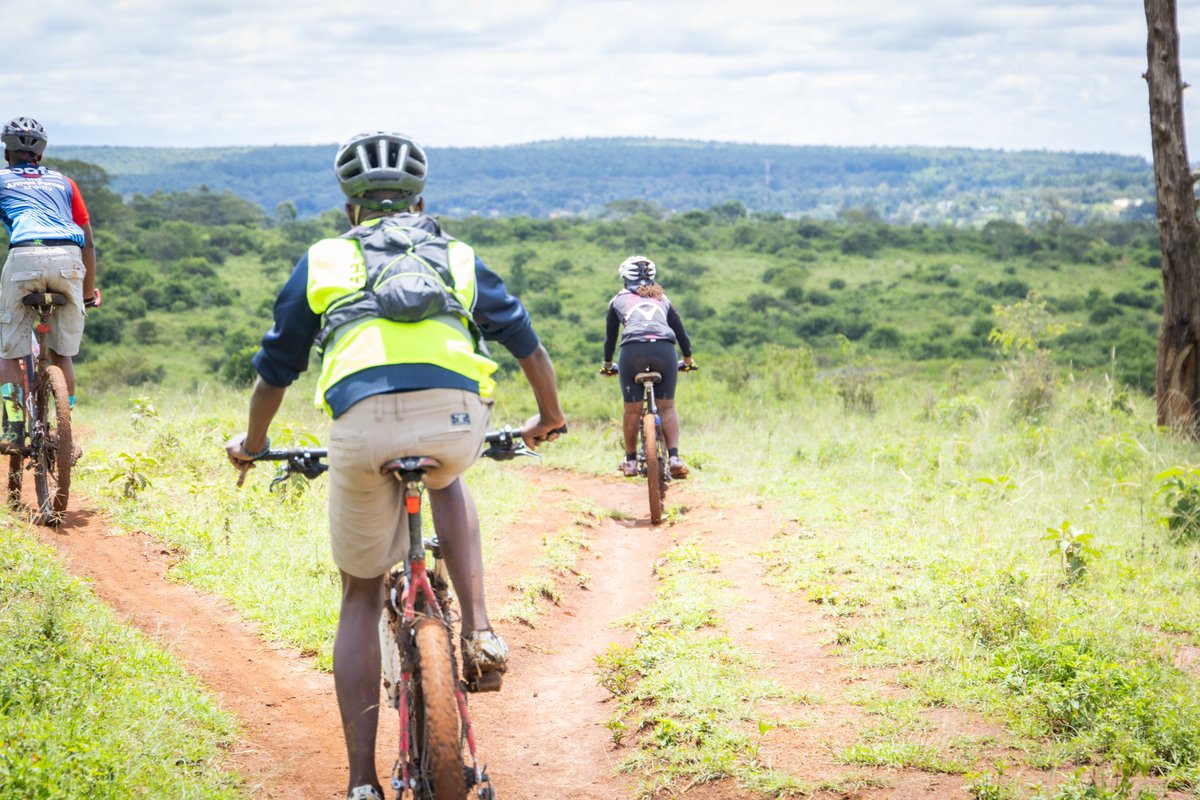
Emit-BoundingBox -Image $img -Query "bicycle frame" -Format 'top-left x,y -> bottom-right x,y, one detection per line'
252,429 -> 549,800
386,461 -> 491,797
6,293 -> 74,525
637,378 -> 662,477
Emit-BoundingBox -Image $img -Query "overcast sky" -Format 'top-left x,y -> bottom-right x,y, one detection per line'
4,0 -> 1197,158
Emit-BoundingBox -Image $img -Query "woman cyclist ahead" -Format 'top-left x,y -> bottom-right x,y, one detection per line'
602,255 -> 695,479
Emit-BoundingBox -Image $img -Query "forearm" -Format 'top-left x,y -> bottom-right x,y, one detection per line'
81,224 -> 97,297
517,344 -> 565,427
245,376 -> 287,451
603,308 -> 620,363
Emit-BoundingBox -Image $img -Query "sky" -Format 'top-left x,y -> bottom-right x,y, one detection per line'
4,0 -> 1197,158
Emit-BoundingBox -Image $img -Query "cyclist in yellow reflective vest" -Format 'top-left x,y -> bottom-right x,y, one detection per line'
225,131 -> 566,800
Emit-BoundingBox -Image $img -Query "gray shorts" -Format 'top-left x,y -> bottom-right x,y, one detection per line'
0,246 -> 86,359
327,388 -> 492,579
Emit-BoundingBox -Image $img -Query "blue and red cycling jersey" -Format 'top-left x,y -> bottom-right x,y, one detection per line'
0,161 -> 89,246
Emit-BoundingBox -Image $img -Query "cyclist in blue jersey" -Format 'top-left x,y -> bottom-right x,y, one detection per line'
0,117 -> 98,449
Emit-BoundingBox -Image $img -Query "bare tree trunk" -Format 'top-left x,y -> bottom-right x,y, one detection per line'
1146,0 -> 1200,434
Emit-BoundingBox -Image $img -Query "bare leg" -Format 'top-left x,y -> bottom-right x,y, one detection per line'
334,570 -> 386,797
0,358 -> 19,386
48,351 -> 74,396
658,398 -> 681,450
621,401 -> 641,454
428,477 -> 488,633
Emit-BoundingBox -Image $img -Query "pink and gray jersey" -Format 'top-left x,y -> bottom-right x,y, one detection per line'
603,289 -> 692,362
0,162 -> 89,246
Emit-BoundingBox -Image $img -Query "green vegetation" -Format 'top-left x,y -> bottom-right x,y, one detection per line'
595,542 -> 807,797
8,160 -> 1165,401
55,139 -> 1153,223
0,523 -> 239,799
2,157 -> 1195,797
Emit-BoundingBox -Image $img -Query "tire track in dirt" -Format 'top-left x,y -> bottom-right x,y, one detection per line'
469,466 -> 674,800
673,499 -> 997,798
22,500 -> 348,799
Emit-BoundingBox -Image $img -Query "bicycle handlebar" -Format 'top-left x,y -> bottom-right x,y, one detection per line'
243,425 -> 564,490
599,361 -> 698,375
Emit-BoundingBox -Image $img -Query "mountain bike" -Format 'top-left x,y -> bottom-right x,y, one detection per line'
601,360 -> 696,525
250,427 -> 547,800
3,290 -> 92,525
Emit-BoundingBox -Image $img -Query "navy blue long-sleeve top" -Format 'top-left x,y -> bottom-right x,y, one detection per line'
253,250 -> 540,418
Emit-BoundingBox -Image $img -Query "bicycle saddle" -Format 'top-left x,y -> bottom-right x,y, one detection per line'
21,292 -> 67,307
380,456 -> 442,476
635,371 -> 663,385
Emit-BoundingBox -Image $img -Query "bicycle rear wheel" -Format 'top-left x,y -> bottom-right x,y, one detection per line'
413,618 -> 466,800
644,413 -> 664,524
33,366 -> 71,526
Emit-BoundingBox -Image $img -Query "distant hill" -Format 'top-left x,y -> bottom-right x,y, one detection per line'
55,138 -> 1155,224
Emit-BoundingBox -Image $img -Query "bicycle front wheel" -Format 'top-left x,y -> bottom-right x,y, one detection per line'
413,618 -> 466,800
644,413 -> 664,524
33,366 -> 71,526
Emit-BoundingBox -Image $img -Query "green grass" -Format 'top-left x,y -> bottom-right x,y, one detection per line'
0,523 -> 239,799
595,542 -> 808,796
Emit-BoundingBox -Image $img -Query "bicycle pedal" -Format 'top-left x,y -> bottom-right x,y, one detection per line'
466,672 -> 503,693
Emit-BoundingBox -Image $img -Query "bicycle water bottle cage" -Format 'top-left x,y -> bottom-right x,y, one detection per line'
21,292 -> 67,307
635,371 -> 662,385
380,456 -> 441,477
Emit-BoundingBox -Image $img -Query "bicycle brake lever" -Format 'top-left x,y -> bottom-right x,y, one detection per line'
268,468 -> 289,492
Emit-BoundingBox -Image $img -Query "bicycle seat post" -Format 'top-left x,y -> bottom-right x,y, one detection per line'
380,455 -> 443,617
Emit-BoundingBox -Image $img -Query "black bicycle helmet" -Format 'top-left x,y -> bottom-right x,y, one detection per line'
334,131 -> 427,210
2,116 -> 47,157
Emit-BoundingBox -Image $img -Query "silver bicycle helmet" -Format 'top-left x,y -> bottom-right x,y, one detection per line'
2,116 -> 47,157
334,131 -> 427,210
619,255 -> 657,287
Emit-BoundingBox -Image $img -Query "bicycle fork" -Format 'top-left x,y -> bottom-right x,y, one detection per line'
386,478 -> 492,798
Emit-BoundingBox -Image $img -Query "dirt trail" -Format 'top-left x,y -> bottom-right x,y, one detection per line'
19,464 -> 1002,799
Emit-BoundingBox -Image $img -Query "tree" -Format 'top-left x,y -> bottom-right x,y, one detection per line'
1145,0 -> 1200,433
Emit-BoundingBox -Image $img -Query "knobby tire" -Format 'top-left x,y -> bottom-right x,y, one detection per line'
33,366 -> 71,526
413,618 -> 466,800
644,413 -> 664,524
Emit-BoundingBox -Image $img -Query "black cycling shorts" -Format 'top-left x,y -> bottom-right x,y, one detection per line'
617,339 -> 678,403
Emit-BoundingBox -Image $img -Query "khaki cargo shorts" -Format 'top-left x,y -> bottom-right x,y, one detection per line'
0,246 -> 86,359
327,388 -> 492,579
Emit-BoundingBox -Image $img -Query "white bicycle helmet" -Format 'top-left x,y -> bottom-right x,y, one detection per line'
334,131 -> 427,210
2,116 -> 47,157
619,255 -> 656,288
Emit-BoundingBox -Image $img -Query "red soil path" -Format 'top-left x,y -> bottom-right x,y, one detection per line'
18,464 -> 1070,799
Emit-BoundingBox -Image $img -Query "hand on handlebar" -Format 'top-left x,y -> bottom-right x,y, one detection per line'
599,362 -> 618,376
678,358 -> 699,372
84,288 -> 102,309
224,433 -> 268,486
520,415 -> 568,449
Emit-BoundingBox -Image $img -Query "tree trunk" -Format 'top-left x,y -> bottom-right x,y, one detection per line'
1146,0 -> 1200,434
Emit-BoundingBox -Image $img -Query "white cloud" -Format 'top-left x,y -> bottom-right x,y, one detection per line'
1,0 -> 1195,156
